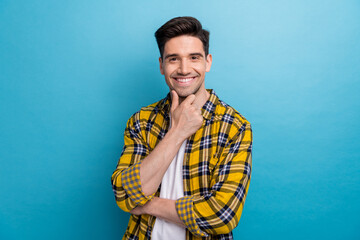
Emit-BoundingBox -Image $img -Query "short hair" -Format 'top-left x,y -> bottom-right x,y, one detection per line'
155,16 -> 210,59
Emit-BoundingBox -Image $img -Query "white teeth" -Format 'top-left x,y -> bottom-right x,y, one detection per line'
176,77 -> 194,82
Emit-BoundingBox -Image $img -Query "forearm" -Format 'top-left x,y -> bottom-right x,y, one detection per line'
140,128 -> 185,196
140,91 -> 204,196
135,197 -> 185,228
115,91 -> 203,208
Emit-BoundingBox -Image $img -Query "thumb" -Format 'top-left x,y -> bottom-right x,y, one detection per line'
170,90 -> 179,112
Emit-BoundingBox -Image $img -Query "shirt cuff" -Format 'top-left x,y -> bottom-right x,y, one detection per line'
121,162 -> 154,206
175,196 -> 209,237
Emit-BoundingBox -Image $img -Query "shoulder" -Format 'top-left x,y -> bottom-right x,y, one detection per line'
214,97 -> 251,127
212,94 -> 252,143
126,98 -> 166,128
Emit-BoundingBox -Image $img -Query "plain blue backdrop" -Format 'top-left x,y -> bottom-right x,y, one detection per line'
1,0 -> 359,239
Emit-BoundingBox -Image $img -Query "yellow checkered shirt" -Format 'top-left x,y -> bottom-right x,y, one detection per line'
111,89 -> 252,239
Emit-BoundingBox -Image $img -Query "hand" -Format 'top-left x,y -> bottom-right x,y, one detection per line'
170,90 -> 203,140
129,198 -> 185,227
130,205 -> 146,215
129,199 -> 153,216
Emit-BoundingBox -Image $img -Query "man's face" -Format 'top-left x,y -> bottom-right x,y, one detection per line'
159,35 -> 212,98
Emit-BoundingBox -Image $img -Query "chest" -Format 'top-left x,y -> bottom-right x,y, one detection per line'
146,117 -> 232,197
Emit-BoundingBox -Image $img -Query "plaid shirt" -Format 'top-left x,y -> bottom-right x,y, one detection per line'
111,89 -> 252,240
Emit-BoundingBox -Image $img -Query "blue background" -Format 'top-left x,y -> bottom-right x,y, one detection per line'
1,0 -> 359,239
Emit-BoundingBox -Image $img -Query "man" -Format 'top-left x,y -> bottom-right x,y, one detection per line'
111,16 -> 252,240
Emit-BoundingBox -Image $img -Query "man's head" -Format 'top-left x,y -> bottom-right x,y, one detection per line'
155,16 -> 210,60
155,17 -> 212,100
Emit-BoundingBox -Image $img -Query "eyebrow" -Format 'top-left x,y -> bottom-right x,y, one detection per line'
164,54 -> 179,60
189,53 -> 204,57
164,52 -> 204,59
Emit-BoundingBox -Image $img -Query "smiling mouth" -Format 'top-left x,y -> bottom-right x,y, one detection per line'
174,77 -> 196,83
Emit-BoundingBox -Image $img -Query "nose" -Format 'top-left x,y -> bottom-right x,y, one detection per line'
178,60 -> 191,75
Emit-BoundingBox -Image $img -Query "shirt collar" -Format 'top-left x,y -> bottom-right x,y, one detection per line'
158,89 -> 218,120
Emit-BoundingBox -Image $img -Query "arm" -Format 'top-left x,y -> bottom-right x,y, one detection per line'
111,111 -> 152,212
111,91 -> 203,211
178,123 -> 252,236
131,123 -> 252,236
130,197 -> 186,228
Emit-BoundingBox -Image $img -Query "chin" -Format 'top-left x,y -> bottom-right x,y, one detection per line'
173,86 -> 201,98
175,90 -> 195,98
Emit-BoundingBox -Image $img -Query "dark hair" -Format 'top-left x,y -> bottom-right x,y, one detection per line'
155,16 -> 210,59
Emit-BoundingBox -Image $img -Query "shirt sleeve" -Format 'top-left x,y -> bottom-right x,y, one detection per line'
111,112 -> 155,212
175,123 -> 252,236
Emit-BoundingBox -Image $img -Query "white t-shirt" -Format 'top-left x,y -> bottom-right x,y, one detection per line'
151,139 -> 187,240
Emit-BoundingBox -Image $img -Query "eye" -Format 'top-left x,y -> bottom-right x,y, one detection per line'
191,56 -> 200,60
169,57 -> 178,62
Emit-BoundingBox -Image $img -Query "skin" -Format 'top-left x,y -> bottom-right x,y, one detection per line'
160,35 -> 212,107
130,35 -> 212,228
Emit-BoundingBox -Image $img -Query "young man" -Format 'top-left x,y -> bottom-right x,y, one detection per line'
111,16 -> 252,240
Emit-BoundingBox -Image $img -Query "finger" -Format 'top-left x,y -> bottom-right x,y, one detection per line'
182,94 -> 196,106
130,206 -> 141,215
170,90 -> 179,112
192,102 -> 202,110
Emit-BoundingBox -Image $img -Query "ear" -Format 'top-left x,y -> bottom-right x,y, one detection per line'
205,54 -> 212,72
159,57 -> 164,75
